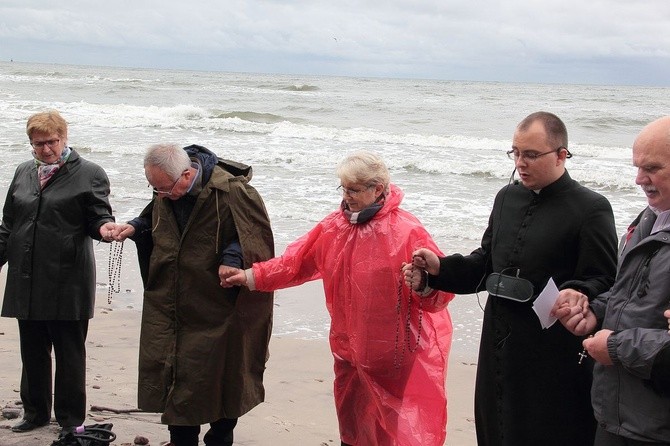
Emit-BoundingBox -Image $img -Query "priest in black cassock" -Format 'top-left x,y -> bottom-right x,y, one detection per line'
405,111 -> 618,446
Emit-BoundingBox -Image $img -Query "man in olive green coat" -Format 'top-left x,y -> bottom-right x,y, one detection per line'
114,143 -> 274,446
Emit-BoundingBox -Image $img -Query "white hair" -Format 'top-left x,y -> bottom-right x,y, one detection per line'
336,150 -> 390,191
144,143 -> 190,180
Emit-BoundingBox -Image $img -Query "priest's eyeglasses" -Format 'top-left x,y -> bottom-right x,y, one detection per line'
506,146 -> 569,162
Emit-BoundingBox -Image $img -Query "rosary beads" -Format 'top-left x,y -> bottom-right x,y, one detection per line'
393,274 -> 424,369
107,241 -> 124,304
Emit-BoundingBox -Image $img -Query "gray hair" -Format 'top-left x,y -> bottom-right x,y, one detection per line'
143,143 -> 191,180
336,150 -> 390,191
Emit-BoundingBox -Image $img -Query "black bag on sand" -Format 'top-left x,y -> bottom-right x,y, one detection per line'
50,423 -> 116,446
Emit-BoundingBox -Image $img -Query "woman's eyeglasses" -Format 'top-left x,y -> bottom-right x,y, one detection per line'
337,185 -> 374,197
30,138 -> 60,149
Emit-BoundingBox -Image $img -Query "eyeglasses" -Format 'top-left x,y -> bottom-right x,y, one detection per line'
30,138 -> 60,149
506,146 -> 567,162
149,170 -> 187,196
337,185 -> 374,197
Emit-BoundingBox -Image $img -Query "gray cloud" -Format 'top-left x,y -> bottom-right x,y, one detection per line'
1,0 -> 668,85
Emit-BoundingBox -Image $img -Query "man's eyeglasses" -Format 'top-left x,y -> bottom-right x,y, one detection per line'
149,170 -> 187,196
506,146 -> 569,162
30,139 -> 60,149
337,185 -> 374,197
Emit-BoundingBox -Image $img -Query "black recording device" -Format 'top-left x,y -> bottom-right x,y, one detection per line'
485,271 -> 534,302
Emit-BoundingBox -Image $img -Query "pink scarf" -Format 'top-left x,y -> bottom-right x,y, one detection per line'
34,146 -> 71,188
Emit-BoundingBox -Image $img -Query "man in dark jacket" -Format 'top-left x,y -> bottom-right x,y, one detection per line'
113,143 -> 274,446
555,116 -> 670,445
406,111 -> 618,446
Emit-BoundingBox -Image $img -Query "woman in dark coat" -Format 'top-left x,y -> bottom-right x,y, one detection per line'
0,110 -> 115,433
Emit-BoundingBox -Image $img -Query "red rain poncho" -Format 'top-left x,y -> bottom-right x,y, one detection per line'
252,184 -> 454,445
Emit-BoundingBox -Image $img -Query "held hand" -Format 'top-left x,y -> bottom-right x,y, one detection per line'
221,267 -> 247,288
665,309 -> 670,334
112,223 -> 136,241
582,329 -> 614,365
219,266 -> 242,288
99,222 -> 118,242
402,263 -> 426,292
410,248 -> 440,275
553,299 -> 596,337
551,288 -> 588,319
552,288 -> 595,335
560,307 -> 597,336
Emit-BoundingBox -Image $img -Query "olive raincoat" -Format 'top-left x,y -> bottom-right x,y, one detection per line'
134,147 -> 274,425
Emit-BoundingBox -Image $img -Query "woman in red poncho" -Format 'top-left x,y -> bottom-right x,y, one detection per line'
225,151 -> 454,445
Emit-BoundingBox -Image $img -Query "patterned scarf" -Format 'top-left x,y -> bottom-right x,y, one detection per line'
341,194 -> 385,224
34,146 -> 71,188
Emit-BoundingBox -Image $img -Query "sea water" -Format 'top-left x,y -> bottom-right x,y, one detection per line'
1,61 -> 668,357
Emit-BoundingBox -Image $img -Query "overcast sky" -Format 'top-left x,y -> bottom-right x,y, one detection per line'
1,0 -> 669,86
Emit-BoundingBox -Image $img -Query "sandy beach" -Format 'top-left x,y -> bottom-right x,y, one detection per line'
0,271 -> 477,446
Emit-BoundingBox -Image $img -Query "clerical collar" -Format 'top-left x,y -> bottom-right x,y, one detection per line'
533,171 -> 571,196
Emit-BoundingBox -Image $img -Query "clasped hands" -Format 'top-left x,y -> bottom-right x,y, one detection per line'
551,289 -> 614,365
401,248 -> 440,292
98,222 -> 136,242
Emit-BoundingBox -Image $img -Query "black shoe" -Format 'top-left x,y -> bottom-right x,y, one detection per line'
11,419 -> 49,432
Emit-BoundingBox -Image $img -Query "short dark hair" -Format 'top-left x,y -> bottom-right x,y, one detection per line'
518,111 -> 568,148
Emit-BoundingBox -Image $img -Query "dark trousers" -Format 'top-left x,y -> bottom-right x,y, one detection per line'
17,319 -> 88,428
168,418 -> 238,446
595,426 -> 670,446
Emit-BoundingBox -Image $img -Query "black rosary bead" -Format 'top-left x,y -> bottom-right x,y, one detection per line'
107,241 -> 124,304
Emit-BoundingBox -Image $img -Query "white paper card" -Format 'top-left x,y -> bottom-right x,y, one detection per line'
532,277 -> 559,329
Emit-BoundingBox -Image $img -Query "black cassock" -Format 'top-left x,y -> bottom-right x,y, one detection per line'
431,171 -> 618,446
